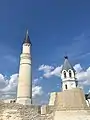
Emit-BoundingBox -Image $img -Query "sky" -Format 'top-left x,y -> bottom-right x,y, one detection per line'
0,0 -> 90,104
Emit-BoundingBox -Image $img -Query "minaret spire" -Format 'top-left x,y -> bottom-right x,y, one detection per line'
23,29 -> 31,45
25,29 -> 29,40
26,29 -> 28,35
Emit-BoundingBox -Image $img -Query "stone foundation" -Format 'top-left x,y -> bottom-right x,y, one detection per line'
16,97 -> 32,105
49,88 -> 88,109
54,110 -> 90,120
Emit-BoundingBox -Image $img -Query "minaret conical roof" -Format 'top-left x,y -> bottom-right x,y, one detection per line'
61,56 -> 75,72
23,30 -> 32,45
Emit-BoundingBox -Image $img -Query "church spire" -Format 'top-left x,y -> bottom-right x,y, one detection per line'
23,30 -> 31,45
61,56 -> 75,73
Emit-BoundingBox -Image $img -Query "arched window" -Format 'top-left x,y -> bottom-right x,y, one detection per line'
65,84 -> 67,89
64,71 -> 66,78
76,81 -> 78,87
69,70 -> 72,77
13,100 -> 16,103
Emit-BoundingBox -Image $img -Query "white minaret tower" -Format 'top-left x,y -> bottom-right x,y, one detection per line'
16,30 -> 32,105
61,56 -> 78,91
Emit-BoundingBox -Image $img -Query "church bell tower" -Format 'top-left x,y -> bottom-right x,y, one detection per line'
61,56 -> 78,91
16,30 -> 32,105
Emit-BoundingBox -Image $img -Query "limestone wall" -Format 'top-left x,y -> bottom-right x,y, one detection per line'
49,92 -> 57,105
3,99 -> 16,103
0,101 -> 90,120
0,102 -> 53,120
54,88 -> 88,109
54,110 -> 90,120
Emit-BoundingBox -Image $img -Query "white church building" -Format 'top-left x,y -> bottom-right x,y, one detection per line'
49,56 -> 90,107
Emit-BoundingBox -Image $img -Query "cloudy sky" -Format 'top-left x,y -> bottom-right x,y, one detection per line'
0,0 -> 90,104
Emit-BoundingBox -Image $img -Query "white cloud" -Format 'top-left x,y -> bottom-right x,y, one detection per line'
44,66 -> 62,78
38,64 -> 62,78
0,73 -> 43,100
38,64 -> 54,73
2,74 -> 18,92
73,64 -> 90,85
33,76 -> 43,85
33,78 -> 39,85
74,64 -> 83,73
32,85 -> 43,98
38,64 -> 90,87
0,74 -> 8,89
49,66 -> 62,77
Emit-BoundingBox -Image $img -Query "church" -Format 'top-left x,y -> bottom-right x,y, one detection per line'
1,31 -> 90,120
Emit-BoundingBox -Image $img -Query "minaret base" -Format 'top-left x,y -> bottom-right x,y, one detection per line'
16,98 -> 32,105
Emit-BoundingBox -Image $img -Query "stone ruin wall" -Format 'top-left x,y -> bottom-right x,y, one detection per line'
1,88 -> 90,120
1,101 -> 90,120
0,101 -> 54,120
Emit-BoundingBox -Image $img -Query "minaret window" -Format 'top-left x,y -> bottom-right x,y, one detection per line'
64,71 -> 66,78
69,70 -> 72,77
65,84 -> 67,89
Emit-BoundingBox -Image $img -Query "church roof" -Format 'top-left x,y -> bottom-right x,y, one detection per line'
61,56 -> 75,72
87,93 -> 90,99
85,93 -> 90,100
85,94 -> 88,100
23,30 -> 32,45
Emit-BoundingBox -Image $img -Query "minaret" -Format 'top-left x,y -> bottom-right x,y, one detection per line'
16,30 -> 32,105
61,56 -> 78,91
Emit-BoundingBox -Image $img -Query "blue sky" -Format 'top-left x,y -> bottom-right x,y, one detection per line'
0,0 -> 90,104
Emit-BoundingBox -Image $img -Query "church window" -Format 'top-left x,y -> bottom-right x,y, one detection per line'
65,84 -> 67,89
76,81 -> 78,87
13,100 -> 16,103
69,70 -> 72,77
64,71 -> 66,78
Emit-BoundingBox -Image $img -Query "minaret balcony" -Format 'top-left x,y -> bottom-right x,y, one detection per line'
20,53 -> 31,59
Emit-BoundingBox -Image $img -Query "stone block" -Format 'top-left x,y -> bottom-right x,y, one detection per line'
50,88 -> 88,110
41,105 -> 47,115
